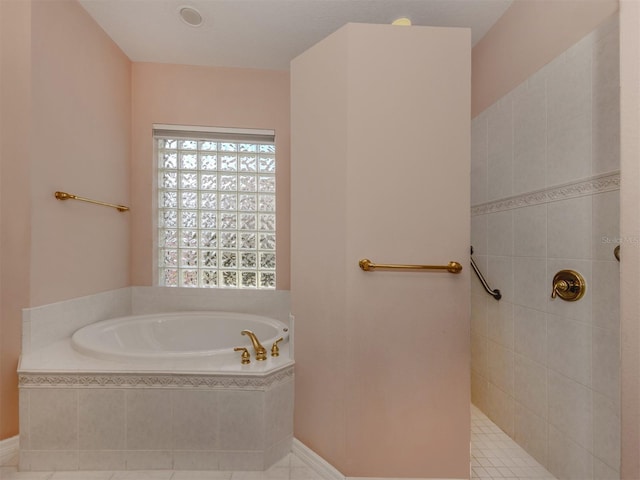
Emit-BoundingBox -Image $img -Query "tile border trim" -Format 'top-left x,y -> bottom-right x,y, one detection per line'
471,171 -> 620,216
18,364 -> 294,390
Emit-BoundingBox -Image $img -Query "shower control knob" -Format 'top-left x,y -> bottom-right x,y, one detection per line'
551,270 -> 586,302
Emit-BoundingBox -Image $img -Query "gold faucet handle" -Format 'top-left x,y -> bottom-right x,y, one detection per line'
271,337 -> 283,357
234,347 -> 251,364
551,279 -> 569,299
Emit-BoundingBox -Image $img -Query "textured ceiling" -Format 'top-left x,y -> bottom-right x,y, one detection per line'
79,0 -> 513,71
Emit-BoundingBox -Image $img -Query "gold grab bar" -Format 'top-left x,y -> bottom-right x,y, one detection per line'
358,258 -> 462,274
54,191 -> 129,212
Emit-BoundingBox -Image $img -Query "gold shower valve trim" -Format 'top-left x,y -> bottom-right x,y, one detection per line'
358,258 -> 462,274
551,269 -> 586,302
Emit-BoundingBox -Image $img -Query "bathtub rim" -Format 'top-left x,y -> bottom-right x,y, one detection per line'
70,310 -> 290,362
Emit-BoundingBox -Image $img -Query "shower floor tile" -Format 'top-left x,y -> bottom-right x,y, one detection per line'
471,404 -> 556,480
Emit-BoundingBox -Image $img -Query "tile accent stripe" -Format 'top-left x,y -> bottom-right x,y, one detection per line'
471,171 -> 620,216
19,365 -> 294,389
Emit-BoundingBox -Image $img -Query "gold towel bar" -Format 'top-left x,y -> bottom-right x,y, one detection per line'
358,258 -> 462,274
54,191 -> 129,212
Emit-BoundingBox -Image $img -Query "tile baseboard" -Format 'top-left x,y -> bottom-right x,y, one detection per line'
292,439 -> 466,480
0,435 -> 19,466
292,439 -> 345,480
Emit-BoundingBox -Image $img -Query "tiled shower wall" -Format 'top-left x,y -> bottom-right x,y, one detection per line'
470,14 -> 620,480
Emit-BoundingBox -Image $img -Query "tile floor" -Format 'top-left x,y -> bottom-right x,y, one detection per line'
1,453 -> 321,480
1,405 -> 555,480
471,404 -> 556,480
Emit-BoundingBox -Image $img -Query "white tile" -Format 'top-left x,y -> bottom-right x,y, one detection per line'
513,204 -> 546,258
592,191 -> 620,261
547,114 -> 593,186
124,451 -> 172,471
218,452 -> 265,471
218,391 -> 265,451
171,390 -> 219,450
22,452 -> 79,472
263,437 -> 292,470
547,35 -> 592,130
471,293 -> 488,337
514,306 -> 547,366
513,78 -> 547,195
592,391 -> 620,471
471,333 -> 489,378
487,256 -> 513,302
172,472 -> 233,480
471,214 -> 488,256
514,403 -> 547,466
486,385 -> 515,438
19,390 -> 30,451
487,97 -> 514,201
547,426 -> 593,480
471,372 -> 490,414
488,341 -> 514,395
548,371 -> 593,452
231,465 -> 289,480
471,255 -> 490,298
125,390 -> 172,450
514,355 -> 547,419
29,389 -> 78,451
593,455 -> 620,480
591,260 -> 620,331
79,389 -> 125,450
0,467 -> 53,479
471,115 -> 488,206
28,288 -> 132,351
547,196 -> 592,260
592,325 -> 621,399
172,452 -> 220,471
592,20 -> 620,175
78,451 -> 125,471
513,257 -> 547,312
487,300 -> 514,350
131,288 -> 291,324
289,466 -> 324,480
488,210 -> 513,257
49,472 -> 112,479
111,472 -> 172,480
265,381 -> 294,444
547,314 -> 592,386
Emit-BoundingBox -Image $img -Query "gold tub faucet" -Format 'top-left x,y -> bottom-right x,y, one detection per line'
241,330 -> 267,361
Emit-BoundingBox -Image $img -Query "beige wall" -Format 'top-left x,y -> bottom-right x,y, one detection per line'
472,0 -> 618,117
0,0 -> 32,441
291,23 -> 470,477
30,0 -> 131,306
620,1 -> 640,477
130,63 -> 290,289
0,0 -> 131,440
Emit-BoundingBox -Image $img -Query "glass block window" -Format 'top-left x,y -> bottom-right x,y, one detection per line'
155,127 -> 276,288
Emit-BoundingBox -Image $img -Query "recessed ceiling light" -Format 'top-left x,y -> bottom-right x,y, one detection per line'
179,6 -> 203,27
392,17 -> 412,26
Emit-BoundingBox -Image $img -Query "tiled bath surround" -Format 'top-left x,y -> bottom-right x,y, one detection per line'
19,288 -> 293,472
470,14 -> 620,480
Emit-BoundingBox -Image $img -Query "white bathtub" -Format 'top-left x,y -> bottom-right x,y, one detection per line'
71,311 -> 289,362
